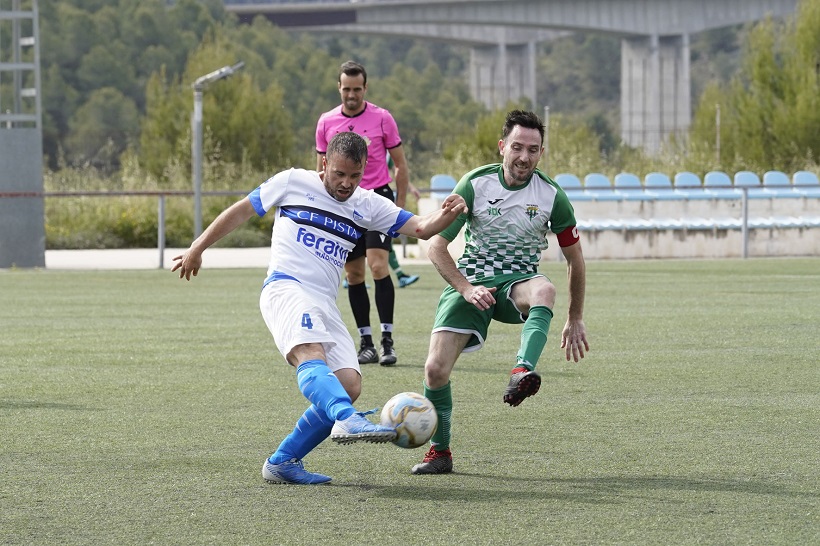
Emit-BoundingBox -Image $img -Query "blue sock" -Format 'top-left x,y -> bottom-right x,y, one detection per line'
269,404 -> 334,465
296,359 -> 356,422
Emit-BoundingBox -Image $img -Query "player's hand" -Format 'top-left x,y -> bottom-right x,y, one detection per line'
441,194 -> 468,216
171,250 -> 202,281
463,285 -> 496,310
561,319 -> 589,362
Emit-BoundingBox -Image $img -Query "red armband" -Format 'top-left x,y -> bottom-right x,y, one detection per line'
556,225 -> 580,247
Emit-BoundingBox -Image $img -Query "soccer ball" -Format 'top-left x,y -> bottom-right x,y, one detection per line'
379,392 -> 438,449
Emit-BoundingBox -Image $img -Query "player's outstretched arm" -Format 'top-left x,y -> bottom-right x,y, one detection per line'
398,194 -> 467,241
172,197 -> 256,280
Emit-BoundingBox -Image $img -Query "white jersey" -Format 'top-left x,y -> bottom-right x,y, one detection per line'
248,168 -> 413,299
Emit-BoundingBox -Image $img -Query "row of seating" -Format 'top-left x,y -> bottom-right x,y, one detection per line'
429,171 -> 820,201
577,214 -> 820,232
555,170 -> 820,201
556,171 -> 820,232
426,170 -> 820,233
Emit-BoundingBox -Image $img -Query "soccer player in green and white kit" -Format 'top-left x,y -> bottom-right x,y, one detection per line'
412,110 -> 590,475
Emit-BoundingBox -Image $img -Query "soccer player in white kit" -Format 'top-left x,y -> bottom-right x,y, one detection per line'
172,132 -> 467,484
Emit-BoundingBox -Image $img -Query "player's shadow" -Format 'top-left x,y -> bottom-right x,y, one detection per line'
359,475 -> 818,505
0,399 -> 96,411
464,366 -> 583,379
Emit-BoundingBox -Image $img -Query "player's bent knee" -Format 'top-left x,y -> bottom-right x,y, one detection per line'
423,361 -> 451,388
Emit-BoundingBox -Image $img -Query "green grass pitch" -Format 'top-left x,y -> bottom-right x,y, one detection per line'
1,258 -> 818,544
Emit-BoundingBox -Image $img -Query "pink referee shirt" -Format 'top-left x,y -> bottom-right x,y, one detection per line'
315,102 -> 402,191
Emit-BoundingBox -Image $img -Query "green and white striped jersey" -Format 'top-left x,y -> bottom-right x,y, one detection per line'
438,164 -> 577,283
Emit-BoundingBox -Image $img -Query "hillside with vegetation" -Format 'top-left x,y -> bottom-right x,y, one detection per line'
29,0 -> 820,248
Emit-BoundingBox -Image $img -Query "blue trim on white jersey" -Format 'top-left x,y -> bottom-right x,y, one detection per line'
279,205 -> 364,244
248,187 -> 266,217
388,210 -> 413,238
262,270 -> 300,289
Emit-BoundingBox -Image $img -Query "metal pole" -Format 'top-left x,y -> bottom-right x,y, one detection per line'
158,194 -> 166,269
190,62 -> 243,239
192,87 -> 203,238
715,103 -> 721,166
12,0 -> 22,122
543,105 -> 550,173
741,187 -> 748,259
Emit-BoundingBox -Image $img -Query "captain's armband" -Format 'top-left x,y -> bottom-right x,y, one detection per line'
556,225 -> 580,247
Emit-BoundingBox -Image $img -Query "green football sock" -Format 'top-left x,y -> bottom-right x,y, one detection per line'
516,305 -> 553,371
424,381 -> 452,451
388,249 -> 405,277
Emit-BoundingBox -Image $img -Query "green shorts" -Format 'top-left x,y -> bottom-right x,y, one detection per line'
432,273 -> 546,352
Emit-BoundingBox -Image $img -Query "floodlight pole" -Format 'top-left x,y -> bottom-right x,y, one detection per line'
715,103 -> 721,166
543,105 -> 550,173
191,61 -> 244,238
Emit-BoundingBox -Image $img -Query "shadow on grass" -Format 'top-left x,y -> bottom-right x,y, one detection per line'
459,367 -> 583,379
345,475 -> 818,505
0,399 -> 96,411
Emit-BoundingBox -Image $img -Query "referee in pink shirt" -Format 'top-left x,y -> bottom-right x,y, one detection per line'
316,61 -> 410,367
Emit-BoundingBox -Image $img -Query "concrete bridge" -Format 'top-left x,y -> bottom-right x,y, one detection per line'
224,0 -> 798,152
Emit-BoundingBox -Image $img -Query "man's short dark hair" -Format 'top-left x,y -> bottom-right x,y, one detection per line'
339,60 -> 367,85
502,110 -> 545,143
327,132 -> 368,165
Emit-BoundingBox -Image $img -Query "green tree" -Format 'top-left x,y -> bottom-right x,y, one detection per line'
64,87 -> 139,170
139,68 -> 190,180
689,0 -> 819,173
76,43 -> 136,94
38,0 -> 222,169
538,33 -> 620,122
138,31 -> 293,184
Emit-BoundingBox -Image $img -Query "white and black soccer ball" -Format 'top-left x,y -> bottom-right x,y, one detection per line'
379,392 -> 438,449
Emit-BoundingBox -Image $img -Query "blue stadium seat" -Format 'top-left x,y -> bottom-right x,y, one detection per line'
680,216 -> 714,230
621,217 -> 655,230
583,173 -> 622,201
673,171 -> 710,200
555,173 -> 581,189
768,215 -> 808,228
704,171 -> 740,199
554,173 -> 590,201
650,216 -> 685,230
802,214 -> 820,227
430,174 -> 457,200
711,215 -> 742,229
644,172 -> 682,200
583,217 -> 625,230
614,172 -> 653,201
793,171 -> 820,198
762,170 -> 800,198
734,170 -> 768,199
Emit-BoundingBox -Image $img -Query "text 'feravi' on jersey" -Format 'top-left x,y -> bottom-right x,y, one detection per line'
437,164 -> 580,283
247,168 -> 413,298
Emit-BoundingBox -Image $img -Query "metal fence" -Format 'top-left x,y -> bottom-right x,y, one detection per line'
2,185 -> 818,267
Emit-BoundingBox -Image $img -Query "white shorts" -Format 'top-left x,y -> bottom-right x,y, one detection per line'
259,280 -> 360,374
